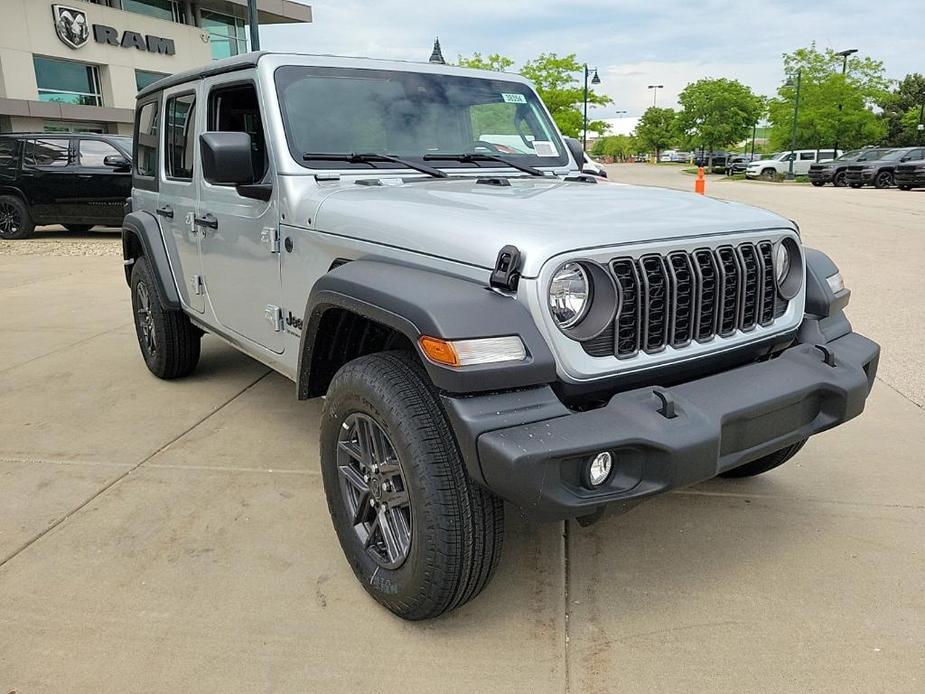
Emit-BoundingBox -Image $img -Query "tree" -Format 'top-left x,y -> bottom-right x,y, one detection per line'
766,44 -> 889,151
676,78 -> 764,165
591,134 -> 638,161
456,52 -> 611,141
878,73 -> 925,146
520,53 -> 612,139
635,107 -> 677,162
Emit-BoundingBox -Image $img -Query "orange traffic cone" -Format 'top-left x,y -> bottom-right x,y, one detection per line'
695,167 -> 705,195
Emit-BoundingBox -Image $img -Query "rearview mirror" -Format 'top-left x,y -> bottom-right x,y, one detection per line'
563,137 -> 586,170
103,154 -> 130,170
200,131 -> 256,186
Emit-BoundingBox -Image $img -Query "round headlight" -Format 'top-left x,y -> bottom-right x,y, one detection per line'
549,262 -> 590,328
775,242 -> 791,284
774,237 -> 803,300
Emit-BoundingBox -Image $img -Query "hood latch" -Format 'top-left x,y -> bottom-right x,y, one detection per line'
490,245 -> 522,292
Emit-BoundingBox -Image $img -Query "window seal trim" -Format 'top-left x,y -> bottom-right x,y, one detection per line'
163,89 -> 198,183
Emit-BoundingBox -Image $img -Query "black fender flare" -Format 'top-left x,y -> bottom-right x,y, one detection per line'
121,211 -> 181,310
297,260 -> 557,397
798,247 -> 853,346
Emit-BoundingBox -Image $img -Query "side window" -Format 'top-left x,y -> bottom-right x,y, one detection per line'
208,82 -> 267,180
79,139 -> 122,167
904,149 -> 923,162
0,139 -> 18,179
800,152 -> 814,161
165,93 -> 196,180
819,151 -> 835,160
135,100 -> 160,178
23,139 -> 70,167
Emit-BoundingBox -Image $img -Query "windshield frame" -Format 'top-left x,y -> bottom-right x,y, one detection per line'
273,65 -> 569,172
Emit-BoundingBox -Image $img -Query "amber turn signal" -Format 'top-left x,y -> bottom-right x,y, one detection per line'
418,336 -> 460,367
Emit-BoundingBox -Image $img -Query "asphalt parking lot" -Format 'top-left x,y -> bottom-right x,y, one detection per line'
1,168 -> 923,693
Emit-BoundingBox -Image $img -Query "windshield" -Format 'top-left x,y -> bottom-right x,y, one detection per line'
275,66 -> 567,170
878,149 -> 907,161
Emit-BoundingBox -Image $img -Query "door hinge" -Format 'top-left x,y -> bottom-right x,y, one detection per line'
190,274 -> 204,296
261,226 -> 280,254
490,244 -> 522,292
265,304 -> 283,332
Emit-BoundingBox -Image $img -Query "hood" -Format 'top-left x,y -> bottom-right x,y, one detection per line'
311,177 -> 791,276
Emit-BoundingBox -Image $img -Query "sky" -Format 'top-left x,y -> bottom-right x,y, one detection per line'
262,0 -> 923,123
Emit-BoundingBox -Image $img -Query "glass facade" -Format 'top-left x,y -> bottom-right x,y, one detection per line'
201,11 -> 248,60
135,70 -> 169,92
34,56 -> 103,107
120,0 -> 185,23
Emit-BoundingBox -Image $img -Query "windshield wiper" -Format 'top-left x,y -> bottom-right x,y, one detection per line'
422,153 -> 545,177
302,152 -> 447,178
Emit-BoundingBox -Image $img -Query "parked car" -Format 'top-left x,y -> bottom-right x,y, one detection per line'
693,151 -> 730,171
724,156 -> 752,175
844,147 -> 925,189
745,149 -> 840,179
895,157 -> 925,190
582,153 -> 607,178
0,133 -> 132,239
122,52 -> 879,620
808,148 -> 893,187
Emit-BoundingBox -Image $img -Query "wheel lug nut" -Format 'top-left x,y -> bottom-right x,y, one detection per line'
382,481 -> 391,492
369,498 -> 376,507
363,474 -> 369,483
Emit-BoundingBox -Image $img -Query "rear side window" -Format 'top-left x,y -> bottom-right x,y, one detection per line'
165,93 -> 196,180
800,152 -> 814,161
135,100 -> 160,178
0,139 -> 18,178
23,139 -> 70,167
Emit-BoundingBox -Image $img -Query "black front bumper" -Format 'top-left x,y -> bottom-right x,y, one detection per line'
443,330 -> 879,521
807,168 -> 832,183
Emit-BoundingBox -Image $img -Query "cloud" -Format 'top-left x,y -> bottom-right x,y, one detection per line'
264,0 -> 924,118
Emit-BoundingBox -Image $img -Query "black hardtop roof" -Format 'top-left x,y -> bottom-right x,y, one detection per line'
136,52 -> 266,100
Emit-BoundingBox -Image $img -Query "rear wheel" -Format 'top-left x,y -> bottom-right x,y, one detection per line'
64,223 -> 94,233
130,256 -> 201,379
874,171 -> 893,189
833,170 -> 848,187
0,196 -> 34,240
719,440 -> 807,478
320,351 -> 504,620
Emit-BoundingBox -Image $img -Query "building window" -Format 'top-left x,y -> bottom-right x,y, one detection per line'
34,56 -> 103,107
136,70 -> 169,93
201,10 -> 248,60
44,123 -> 106,134
120,0 -> 185,23
165,93 -> 196,180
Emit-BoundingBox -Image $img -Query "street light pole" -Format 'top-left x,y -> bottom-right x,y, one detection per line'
919,101 -> 925,145
787,69 -> 802,180
648,84 -> 664,107
247,0 -> 260,51
582,64 -> 600,151
832,48 -> 857,158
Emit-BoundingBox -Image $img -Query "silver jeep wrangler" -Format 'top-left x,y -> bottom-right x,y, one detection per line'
122,52 -> 880,620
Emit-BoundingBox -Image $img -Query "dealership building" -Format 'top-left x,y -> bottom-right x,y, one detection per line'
0,0 -> 311,135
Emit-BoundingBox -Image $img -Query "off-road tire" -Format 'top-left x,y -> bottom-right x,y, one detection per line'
64,223 -> 94,233
874,171 -> 893,189
833,170 -> 848,187
320,351 -> 504,620
719,440 -> 807,478
130,256 -> 201,379
0,196 -> 34,240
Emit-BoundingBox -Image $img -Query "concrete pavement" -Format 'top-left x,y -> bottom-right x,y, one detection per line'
1,178 -> 923,692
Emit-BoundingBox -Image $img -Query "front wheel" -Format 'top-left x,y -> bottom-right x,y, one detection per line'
874,171 -> 893,189
320,352 -> 504,620
719,440 -> 807,478
833,170 -> 848,187
0,196 -> 34,240
761,168 -> 777,180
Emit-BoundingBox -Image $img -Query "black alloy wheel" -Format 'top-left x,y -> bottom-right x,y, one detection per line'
135,280 -> 157,358
0,197 -> 33,240
336,412 -> 413,570
874,170 -> 893,189
833,170 -> 848,187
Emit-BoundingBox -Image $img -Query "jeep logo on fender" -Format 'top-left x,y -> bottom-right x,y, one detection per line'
52,4 -> 176,55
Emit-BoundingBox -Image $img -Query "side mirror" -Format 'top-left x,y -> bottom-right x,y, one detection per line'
563,137 -> 586,170
103,154 -> 130,171
200,131 -> 255,185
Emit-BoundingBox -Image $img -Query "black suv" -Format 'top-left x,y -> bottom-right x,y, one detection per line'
808,148 -> 891,187
844,147 -> 925,189
0,133 -> 132,239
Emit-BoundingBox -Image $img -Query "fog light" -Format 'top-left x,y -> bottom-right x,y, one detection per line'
587,452 -> 613,487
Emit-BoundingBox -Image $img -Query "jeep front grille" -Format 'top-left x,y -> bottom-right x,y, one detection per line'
582,241 -> 788,359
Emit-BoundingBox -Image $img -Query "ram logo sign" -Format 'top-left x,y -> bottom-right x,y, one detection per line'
51,3 -> 176,55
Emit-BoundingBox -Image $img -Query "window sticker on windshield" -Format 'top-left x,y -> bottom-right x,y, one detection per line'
501,93 -> 527,104
532,140 -> 556,157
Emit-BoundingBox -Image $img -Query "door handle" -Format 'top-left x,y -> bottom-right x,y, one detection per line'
156,205 -> 174,219
194,213 -> 218,230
